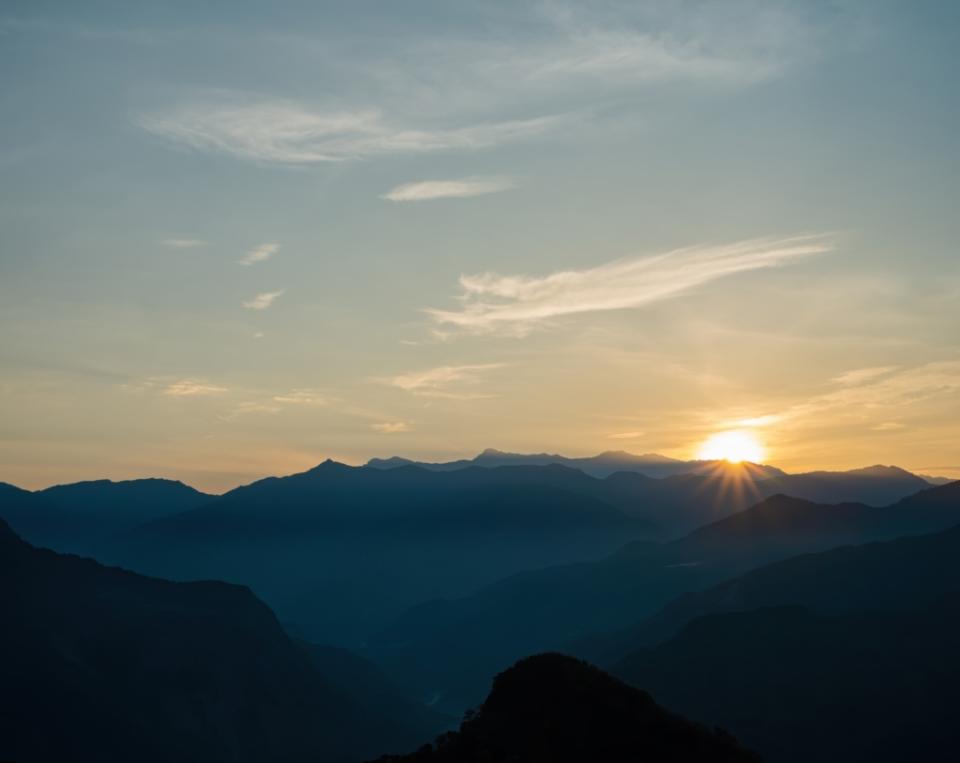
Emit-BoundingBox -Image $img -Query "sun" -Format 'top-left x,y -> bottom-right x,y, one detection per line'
697,430 -> 766,464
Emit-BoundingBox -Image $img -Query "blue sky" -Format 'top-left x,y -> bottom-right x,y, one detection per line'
1,1 -> 959,491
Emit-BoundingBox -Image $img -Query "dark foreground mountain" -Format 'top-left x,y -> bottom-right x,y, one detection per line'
369,482 -> 960,713
0,518 -> 445,763
368,653 -> 759,763
613,600 -> 960,763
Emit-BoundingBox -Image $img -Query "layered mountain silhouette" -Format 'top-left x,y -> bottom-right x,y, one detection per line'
606,511 -> 960,763
366,448 -> 729,479
367,449 -> 932,505
585,482 -> 960,664
0,477 -> 212,552
368,481 -> 960,713
0,518 -> 445,763
368,654 -> 759,763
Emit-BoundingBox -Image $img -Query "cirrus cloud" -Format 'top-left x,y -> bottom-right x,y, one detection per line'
162,379 -> 229,397
139,97 -> 562,165
375,362 -> 505,399
240,242 -> 280,266
383,176 -> 515,202
243,290 -> 284,310
426,235 -> 833,336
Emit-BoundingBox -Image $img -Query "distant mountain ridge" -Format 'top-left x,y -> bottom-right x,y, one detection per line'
0,477 -> 213,552
367,448 -> 787,480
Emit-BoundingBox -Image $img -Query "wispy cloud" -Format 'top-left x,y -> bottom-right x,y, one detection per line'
384,176 -> 514,202
873,421 -> 906,431
240,242 -> 280,266
272,389 -> 328,405
375,363 -> 505,398
161,238 -> 206,249
608,431 -> 644,440
832,366 -> 898,385
223,401 -> 283,420
139,97 -> 560,165
243,290 -> 284,310
371,421 -> 413,434
162,379 -> 229,397
734,361 -> 960,432
427,235 -> 833,336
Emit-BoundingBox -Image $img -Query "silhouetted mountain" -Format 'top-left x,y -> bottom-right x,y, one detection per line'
367,448 -> 785,480
755,464 -> 930,506
108,463 -> 656,642
613,599 -> 960,763
145,461 -> 643,535
0,518 -> 445,763
584,482 -> 960,664
368,653 -> 759,763
369,482 -> 960,713
0,477 -> 213,552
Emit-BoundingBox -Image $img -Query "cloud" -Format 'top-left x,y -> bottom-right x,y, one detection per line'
240,242 -> 280,266
225,401 -> 283,419
161,238 -> 206,249
375,363 -> 505,398
427,235 -> 833,336
608,431 -> 644,440
272,389 -> 328,405
371,421 -> 413,434
873,421 -> 906,431
162,379 -> 229,397
383,176 -> 514,202
243,290 -> 284,310
495,4 -> 794,87
832,366 -> 899,385
749,361 -> 960,430
139,97 -> 561,165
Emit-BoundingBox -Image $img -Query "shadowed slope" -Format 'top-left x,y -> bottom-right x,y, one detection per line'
613,599 -> 960,763
0,519 -> 443,763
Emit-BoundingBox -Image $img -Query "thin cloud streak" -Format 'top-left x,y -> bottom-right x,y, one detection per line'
371,421 -> 413,433
243,290 -> 284,310
161,238 -> 206,249
139,97 -> 562,165
375,363 -> 505,398
384,176 -> 515,202
272,389 -> 328,405
162,379 -> 229,397
722,361 -> 960,434
240,242 -> 280,266
427,235 -> 833,336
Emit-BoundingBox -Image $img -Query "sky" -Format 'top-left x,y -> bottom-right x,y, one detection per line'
1,0 -> 959,492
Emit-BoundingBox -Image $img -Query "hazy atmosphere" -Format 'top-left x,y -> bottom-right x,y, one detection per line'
2,0 -> 958,493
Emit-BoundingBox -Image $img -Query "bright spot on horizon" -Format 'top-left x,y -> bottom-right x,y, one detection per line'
697,430 -> 766,464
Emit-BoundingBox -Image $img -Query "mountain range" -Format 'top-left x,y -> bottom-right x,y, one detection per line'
367,481 -> 960,713
1,456 -> 938,644
2,452 -> 959,762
